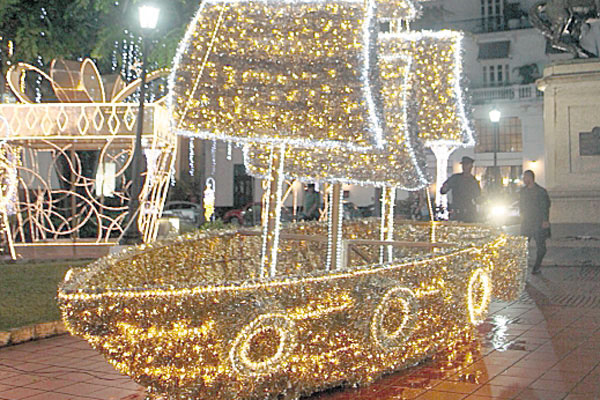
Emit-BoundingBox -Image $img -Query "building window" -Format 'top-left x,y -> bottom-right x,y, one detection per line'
481,0 -> 504,31
474,117 -> 522,153
482,64 -> 510,86
475,165 -> 523,189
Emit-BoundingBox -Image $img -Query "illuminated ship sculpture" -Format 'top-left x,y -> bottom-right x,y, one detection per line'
58,0 -> 528,399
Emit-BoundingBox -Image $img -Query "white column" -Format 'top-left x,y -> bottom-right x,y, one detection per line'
428,144 -> 457,220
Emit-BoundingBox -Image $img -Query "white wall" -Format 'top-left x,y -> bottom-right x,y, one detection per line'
343,184 -> 375,207
438,0 -> 481,23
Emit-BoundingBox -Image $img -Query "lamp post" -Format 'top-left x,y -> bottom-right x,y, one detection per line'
120,4 -> 160,245
488,108 -> 501,189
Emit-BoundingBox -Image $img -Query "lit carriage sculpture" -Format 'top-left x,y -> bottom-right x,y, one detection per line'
0,58 -> 175,257
59,0 -> 528,399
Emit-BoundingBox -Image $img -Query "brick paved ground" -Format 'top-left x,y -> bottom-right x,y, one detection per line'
1,266 -> 599,400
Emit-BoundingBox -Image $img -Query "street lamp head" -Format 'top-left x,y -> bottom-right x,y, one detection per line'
139,5 -> 160,30
489,108 -> 501,123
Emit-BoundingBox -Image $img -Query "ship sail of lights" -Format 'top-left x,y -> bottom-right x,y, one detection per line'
59,0 -> 528,399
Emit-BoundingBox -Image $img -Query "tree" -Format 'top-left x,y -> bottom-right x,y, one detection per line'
0,0 -> 199,91
1,1 -> 100,83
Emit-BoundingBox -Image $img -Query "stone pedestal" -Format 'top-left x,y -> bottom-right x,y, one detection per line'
537,60 -> 600,223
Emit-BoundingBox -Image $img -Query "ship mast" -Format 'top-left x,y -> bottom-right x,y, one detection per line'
326,183 -> 344,270
260,145 -> 286,277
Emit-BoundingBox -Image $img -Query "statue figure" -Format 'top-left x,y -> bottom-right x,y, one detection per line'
513,63 -> 540,84
530,0 -> 600,57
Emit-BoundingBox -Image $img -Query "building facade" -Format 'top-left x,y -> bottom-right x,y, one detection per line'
416,0 -> 571,189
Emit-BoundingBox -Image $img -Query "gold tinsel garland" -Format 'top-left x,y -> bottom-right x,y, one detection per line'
244,30 -> 472,188
59,220 -> 527,400
381,30 -> 473,146
169,0 -> 385,150
244,41 -> 425,188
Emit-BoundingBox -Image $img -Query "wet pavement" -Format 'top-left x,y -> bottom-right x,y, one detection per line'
1,266 -> 600,400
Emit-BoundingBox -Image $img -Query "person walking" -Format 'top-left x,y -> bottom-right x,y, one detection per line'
440,156 -> 481,222
519,170 -> 551,274
302,183 -> 321,221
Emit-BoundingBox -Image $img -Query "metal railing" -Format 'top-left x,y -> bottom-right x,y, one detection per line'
0,102 -> 177,249
416,15 -> 533,34
0,103 -> 174,148
469,83 -> 543,104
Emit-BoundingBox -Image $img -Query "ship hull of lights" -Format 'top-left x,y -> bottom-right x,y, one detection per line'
59,221 -> 527,400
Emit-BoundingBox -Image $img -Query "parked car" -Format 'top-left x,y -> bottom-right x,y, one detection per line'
162,201 -> 203,226
343,201 -> 362,220
358,203 -> 375,217
223,202 -> 294,226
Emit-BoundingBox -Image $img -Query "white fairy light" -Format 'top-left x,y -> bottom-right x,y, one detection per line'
379,187 -> 396,263
211,140 -> 216,176
188,137 -> 195,176
379,187 -> 388,265
386,188 -> 396,262
259,146 -> 286,277
335,186 -> 344,269
326,186 -> 333,270
144,148 -> 161,186
269,146 -> 286,276
325,184 -> 344,271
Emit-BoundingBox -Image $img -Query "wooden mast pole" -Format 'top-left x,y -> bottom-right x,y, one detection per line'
379,186 -> 396,264
260,145 -> 286,277
327,182 -> 344,270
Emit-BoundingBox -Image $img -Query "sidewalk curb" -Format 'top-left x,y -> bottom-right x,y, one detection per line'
0,321 -> 67,348
542,264 -> 600,268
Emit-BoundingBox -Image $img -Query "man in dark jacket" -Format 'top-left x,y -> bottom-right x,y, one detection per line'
519,170 -> 551,274
441,156 -> 481,222
302,183 -> 321,221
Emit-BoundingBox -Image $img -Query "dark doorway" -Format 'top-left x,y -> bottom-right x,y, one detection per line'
233,164 -> 253,208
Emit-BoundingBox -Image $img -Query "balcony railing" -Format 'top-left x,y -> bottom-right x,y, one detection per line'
469,83 -> 543,105
416,16 -> 533,34
0,103 -> 174,148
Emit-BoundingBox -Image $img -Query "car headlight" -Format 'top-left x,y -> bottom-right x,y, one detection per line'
489,204 -> 508,218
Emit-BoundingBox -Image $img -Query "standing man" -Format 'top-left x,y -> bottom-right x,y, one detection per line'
302,183 -> 321,221
519,170 -> 551,274
440,156 -> 481,222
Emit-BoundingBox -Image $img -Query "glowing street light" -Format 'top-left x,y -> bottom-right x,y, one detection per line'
488,107 -> 501,188
488,108 -> 501,123
121,4 -> 160,245
139,6 -> 160,30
